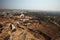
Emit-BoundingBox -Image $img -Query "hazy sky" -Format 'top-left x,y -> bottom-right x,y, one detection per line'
0,0 -> 60,11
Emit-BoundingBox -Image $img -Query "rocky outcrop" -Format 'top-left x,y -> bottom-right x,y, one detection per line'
0,16 -> 60,40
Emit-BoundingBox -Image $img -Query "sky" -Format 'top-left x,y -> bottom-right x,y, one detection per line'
0,0 -> 60,11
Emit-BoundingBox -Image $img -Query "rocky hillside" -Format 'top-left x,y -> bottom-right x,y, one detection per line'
0,15 -> 60,40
